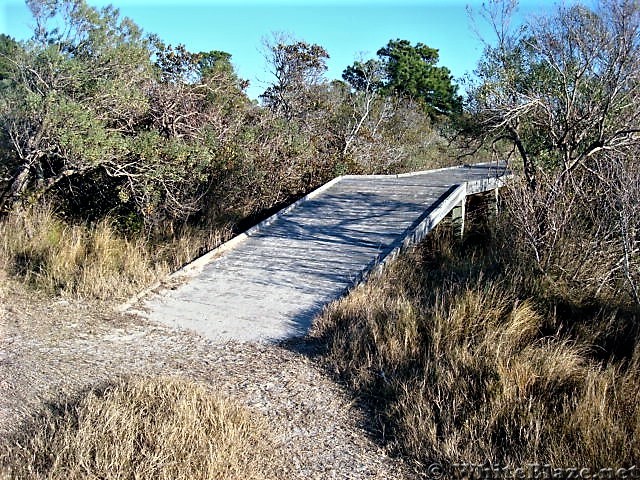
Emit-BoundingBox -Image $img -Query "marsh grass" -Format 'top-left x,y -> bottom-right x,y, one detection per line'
312,219 -> 640,468
0,376 -> 283,480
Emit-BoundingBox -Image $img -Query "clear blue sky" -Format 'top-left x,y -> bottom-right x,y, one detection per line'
1,0 -> 552,99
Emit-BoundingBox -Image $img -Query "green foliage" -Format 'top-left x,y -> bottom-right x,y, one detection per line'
342,59 -> 385,93
0,1 -> 451,251
198,50 -> 234,79
52,96 -> 128,165
469,1 -> 640,186
343,39 -> 462,119
0,0 -> 156,210
0,0 -> 253,232
0,34 -> 20,83
468,0 -> 640,305
0,36 -> 22,190
378,39 -> 458,112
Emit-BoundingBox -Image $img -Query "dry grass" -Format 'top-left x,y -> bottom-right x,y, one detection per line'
0,376 -> 283,480
152,224 -> 231,273
0,207 -> 162,299
0,207 -> 230,300
312,222 -> 640,469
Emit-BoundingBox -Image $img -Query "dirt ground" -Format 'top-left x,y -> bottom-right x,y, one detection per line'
0,272 -> 412,479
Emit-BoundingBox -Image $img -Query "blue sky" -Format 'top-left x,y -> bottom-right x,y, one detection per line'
1,0 -> 551,99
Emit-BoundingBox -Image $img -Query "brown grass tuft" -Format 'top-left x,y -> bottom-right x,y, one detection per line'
312,221 -> 640,470
0,207 -> 230,300
0,376 -> 283,480
0,207 -> 163,299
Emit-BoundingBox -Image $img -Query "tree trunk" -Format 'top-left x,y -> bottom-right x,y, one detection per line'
0,163 -> 32,212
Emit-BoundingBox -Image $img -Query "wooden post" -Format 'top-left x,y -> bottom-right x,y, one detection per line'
451,196 -> 466,237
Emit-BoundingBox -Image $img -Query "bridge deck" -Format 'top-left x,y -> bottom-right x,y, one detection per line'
134,162 -> 508,342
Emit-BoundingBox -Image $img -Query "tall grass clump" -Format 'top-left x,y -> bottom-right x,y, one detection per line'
0,207 -> 163,299
312,217 -> 640,470
0,376 -> 283,480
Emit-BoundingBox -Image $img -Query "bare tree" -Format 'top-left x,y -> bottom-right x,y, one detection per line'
470,0 -> 640,189
340,58 -> 388,156
471,0 -> 640,305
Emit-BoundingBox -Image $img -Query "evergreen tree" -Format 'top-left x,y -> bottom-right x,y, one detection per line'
343,39 -> 462,118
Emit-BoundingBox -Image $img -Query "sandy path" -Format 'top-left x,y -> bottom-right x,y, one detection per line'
0,278 -> 411,479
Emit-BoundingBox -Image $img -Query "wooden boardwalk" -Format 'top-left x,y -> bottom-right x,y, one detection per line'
131,162 -> 508,343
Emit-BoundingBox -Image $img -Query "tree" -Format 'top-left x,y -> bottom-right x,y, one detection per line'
470,0 -> 640,189
342,58 -> 385,94
343,40 -> 462,119
0,0 -> 153,213
0,0 -> 254,231
338,45 -> 455,171
469,0 -> 640,304
260,34 -> 330,121
0,34 -> 20,83
377,39 -> 462,117
338,59 -> 387,155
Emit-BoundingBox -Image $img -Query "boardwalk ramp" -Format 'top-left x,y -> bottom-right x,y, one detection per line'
130,162 -> 508,343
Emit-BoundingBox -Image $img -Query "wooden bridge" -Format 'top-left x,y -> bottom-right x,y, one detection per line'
126,162 -> 509,342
